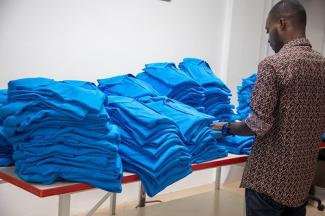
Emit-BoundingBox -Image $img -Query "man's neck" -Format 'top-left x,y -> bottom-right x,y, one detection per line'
283,32 -> 306,44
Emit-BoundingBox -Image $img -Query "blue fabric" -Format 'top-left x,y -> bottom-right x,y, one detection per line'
98,74 -> 160,99
106,96 -> 192,196
179,58 -> 236,121
323,133 -> 325,142
179,58 -> 230,92
7,78 -> 105,119
218,135 -> 255,155
210,73 -> 256,155
0,90 -> 14,166
0,90 -> 7,106
61,80 -> 99,90
137,63 -> 206,111
0,78 -> 122,192
97,76 -> 228,163
236,73 -> 257,120
140,97 -> 228,163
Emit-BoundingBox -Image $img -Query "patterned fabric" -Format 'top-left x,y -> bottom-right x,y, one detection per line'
241,38 -> 325,207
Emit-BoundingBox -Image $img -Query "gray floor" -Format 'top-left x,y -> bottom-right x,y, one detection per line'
116,190 -> 244,216
77,184 -> 325,216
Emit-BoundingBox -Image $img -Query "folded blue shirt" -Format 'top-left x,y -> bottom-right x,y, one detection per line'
137,63 -> 206,111
106,95 -> 192,196
0,89 -> 14,166
8,78 -> 106,119
218,135 -> 255,155
236,73 -> 256,120
135,97 -> 228,163
16,161 -> 122,192
0,89 -> 7,106
179,58 -> 236,121
98,76 -> 228,163
179,58 -> 231,93
1,78 -> 123,192
98,74 -> 160,99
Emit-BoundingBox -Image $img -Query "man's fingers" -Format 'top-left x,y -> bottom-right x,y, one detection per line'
211,124 -> 223,131
211,122 -> 228,131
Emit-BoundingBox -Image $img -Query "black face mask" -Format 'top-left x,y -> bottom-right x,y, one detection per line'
269,29 -> 284,53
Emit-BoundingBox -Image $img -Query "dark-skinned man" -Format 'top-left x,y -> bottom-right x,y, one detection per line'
211,1 -> 325,216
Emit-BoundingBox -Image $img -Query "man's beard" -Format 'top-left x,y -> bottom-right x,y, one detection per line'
271,30 -> 284,53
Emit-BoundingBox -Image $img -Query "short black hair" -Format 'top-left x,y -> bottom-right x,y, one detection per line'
269,0 -> 306,27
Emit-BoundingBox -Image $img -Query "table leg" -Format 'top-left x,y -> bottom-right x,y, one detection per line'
110,193 -> 117,215
215,167 -> 221,191
58,194 -> 71,216
137,183 -> 146,208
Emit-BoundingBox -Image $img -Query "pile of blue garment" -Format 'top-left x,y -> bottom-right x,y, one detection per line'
98,75 -> 228,164
236,73 -> 257,120
0,90 -> 7,106
105,96 -> 192,197
0,78 -> 122,192
0,89 -> 14,166
218,136 -> 255,155
141,97 -> 228,163
179,58 -> 236,121
98,74 -> 160,98
137,63 -> 206,112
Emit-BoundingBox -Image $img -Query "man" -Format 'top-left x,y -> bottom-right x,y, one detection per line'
212,0 -> 325,215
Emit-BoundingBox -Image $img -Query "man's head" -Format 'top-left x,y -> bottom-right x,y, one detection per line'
266,0 -> 307,53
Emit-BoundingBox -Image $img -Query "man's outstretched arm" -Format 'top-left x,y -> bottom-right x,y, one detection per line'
211,121 -> 256,136
212,59 -> 278,137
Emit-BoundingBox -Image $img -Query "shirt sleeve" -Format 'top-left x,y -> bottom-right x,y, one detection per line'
245,59 -> 278,137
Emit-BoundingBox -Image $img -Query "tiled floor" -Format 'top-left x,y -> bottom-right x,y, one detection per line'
75,182 -> 325,216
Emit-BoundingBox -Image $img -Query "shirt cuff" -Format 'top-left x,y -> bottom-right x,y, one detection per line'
245,111 -> 273,137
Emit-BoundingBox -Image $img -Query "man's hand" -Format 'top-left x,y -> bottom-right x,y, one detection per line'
211,121 -> 256,136
210,122 -> 228,131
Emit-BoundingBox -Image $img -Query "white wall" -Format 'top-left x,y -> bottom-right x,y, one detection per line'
0,0 -> 226,88
222,0 -> 325,104
221,0 -> 272,105
301,0 -> 325,54
0,0 -> 227,216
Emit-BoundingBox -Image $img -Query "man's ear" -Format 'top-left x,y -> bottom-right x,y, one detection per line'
279,18 -> 287,31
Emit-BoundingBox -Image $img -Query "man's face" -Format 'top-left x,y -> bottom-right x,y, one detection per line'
266,16 -> 284,53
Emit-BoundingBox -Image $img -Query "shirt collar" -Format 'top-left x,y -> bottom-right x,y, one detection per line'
282,37 -> 312,50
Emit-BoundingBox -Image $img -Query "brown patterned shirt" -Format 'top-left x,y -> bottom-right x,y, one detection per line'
240,38 -> 325,207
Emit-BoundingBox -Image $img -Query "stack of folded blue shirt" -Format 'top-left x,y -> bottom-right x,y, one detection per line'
0,90 -> 6,106
98,74 -> 160,98
137,63 -> 206,112
236,73 -> 257,120
218,135 -> 255,155
0,89 -> 14,166
140,97 -> 228,163
212,73 -> 256,155
179,58 -> 236,121
105,96 -> 192,197
0,78 -> 122,192
98,75 -> 228,164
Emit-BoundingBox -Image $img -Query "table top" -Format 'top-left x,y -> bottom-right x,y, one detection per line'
0,153 -> 248,197
1,142 -> 324,198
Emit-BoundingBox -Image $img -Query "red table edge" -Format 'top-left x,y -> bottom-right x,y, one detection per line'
0,171 -> 142,197
1,142 -> 324,197
0,155 -> 247,197
320,142 -> 325,148
0,170 -> 41,197
191,155 -> 248,171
